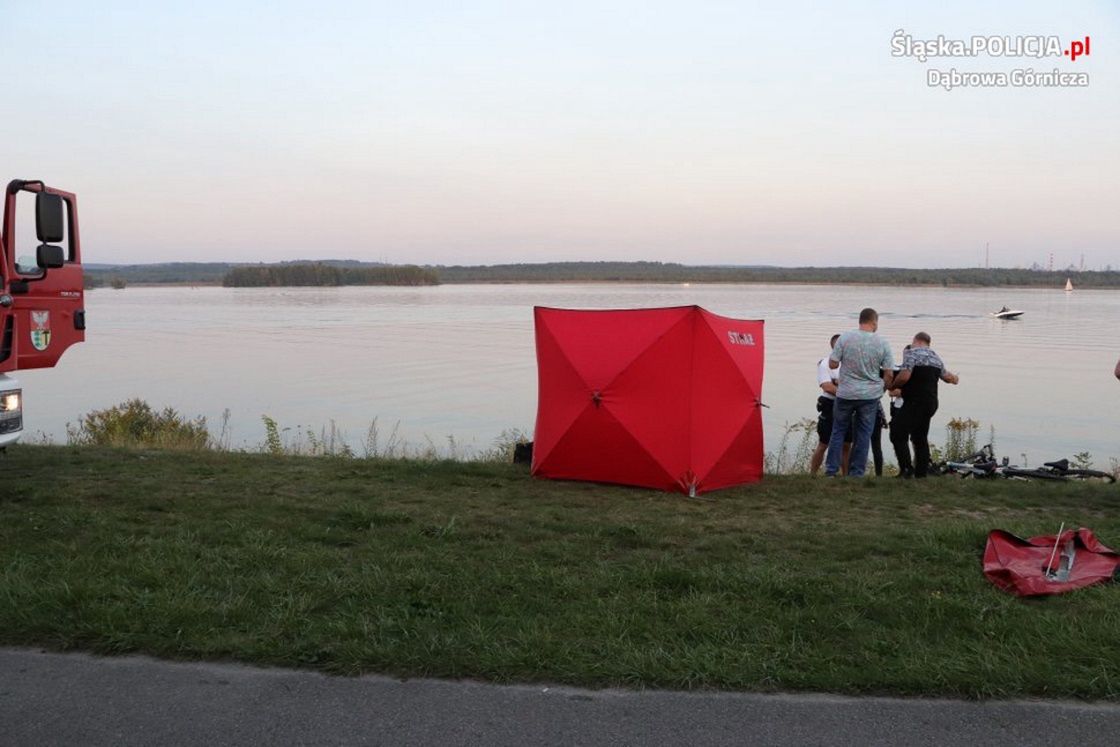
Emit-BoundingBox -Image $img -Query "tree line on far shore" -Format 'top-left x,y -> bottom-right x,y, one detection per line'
83,260 -> 1120,289
436,262 -> 1120,288
222,263 -> 439,287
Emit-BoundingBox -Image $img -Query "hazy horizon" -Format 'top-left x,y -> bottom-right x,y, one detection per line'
86,257 -> 1110,272
5,2 -> 1117,269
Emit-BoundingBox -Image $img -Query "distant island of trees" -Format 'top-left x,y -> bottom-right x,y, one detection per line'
81,260 -> 1120,289
222,263 -> 437,287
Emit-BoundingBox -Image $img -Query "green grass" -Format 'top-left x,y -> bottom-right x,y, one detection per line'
2,445 -> 1119,699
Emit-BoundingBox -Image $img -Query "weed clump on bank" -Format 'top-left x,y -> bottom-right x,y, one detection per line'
63,399 -> 526,462
66,399 -> 210,450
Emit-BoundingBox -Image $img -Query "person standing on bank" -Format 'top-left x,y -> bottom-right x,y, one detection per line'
889,331 -> 959,478
826,308 -> 894,477
888,345 -> 909,474
810,334 -> 852,475
870,398 -> 887,477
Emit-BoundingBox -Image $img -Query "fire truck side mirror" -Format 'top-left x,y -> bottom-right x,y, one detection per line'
35,193 -> 65,244
37,244 -> 65,269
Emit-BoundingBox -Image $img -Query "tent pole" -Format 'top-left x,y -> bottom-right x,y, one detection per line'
1045,522 -> 1065,578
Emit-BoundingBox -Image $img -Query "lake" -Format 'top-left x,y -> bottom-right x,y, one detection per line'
16,283 -> 1120,468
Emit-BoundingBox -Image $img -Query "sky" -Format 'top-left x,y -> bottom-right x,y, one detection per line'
2,1 -> 1117,268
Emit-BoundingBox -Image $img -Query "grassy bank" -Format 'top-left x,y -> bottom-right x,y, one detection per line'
3,445 -> 1119,699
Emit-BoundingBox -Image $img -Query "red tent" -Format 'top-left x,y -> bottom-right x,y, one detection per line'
983,527 -> 1120,597
531,305 -> 765,495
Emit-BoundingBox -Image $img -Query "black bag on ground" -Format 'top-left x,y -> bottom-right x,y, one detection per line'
513,441 -> 534,465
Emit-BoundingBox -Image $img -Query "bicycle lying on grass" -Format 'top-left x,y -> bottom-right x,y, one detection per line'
935,445 -> 1116,483
1034,458 -> 1117,483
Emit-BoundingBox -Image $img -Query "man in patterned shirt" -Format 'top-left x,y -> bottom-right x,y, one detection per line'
889,331 -> 959,478
826,308 -> 894,477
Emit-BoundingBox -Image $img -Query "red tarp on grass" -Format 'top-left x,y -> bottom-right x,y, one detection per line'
983,528 -> 1120,596
531,305 -> 764,495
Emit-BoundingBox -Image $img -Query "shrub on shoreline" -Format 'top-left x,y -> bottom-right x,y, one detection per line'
67,399 -> 209,450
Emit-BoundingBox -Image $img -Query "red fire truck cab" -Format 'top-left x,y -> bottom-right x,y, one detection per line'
0,180 -> 87,446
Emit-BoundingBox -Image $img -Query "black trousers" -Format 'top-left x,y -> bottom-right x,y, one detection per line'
890,399 -> 939,477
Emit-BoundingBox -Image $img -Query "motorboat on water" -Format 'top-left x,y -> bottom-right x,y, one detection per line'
991,306 -> 1024,320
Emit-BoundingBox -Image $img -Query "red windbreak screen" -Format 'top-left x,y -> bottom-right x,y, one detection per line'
532,305 -> 764,495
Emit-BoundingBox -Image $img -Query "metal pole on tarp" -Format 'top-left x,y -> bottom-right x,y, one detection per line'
1045,522 -> 1065,578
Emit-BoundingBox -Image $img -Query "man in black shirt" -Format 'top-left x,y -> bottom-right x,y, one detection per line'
889,332 -> 959,478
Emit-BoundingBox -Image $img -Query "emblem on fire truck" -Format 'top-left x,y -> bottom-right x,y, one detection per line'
30,310 -> 51,351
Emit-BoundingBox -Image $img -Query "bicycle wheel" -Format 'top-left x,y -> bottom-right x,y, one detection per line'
1063,469 -> 1117,484
1001,467 -> 1067,481
943,463 -> 979,478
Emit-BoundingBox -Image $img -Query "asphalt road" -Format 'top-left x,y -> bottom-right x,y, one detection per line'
2,648 -> 1118,746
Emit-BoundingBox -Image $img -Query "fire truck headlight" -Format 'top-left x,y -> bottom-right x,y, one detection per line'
0,390 -> 22,414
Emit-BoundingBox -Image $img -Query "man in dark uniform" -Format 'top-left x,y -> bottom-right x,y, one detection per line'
810,334 -> 852,474
889,332 -> 959,478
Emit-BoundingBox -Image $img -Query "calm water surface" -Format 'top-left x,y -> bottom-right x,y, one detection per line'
17,284 -> 1120,466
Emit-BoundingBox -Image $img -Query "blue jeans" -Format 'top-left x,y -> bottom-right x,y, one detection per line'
826,398 -> 879,477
